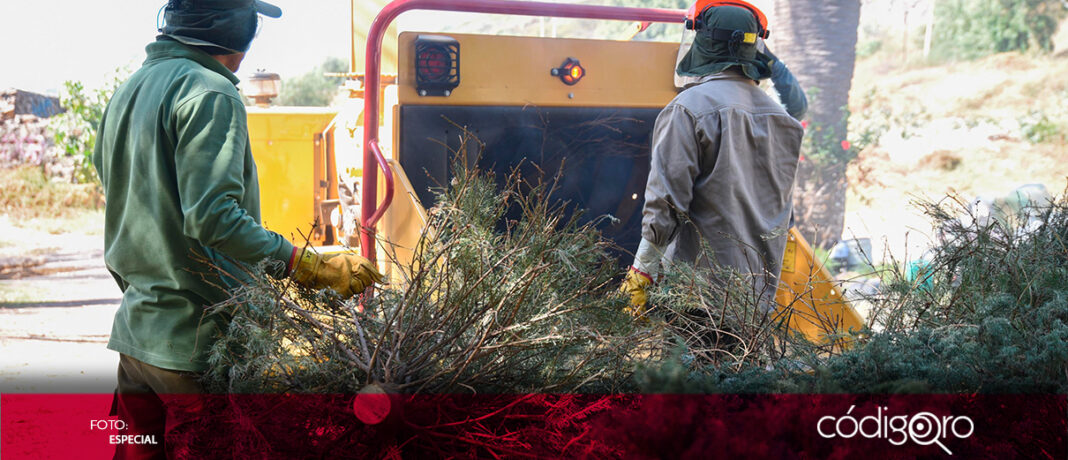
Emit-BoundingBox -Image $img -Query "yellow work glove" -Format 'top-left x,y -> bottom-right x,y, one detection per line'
289,248 -> 384,299
619,266 -> 654,320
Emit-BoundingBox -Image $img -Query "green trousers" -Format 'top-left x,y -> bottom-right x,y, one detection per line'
111,354 -> 206,460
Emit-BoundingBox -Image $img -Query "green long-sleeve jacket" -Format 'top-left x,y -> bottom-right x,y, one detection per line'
93,39 -> 295,372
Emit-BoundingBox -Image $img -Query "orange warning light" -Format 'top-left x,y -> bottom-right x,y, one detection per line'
551,57 -> 585,86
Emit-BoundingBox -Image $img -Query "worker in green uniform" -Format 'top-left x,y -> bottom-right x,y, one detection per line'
92,1 -> 383,456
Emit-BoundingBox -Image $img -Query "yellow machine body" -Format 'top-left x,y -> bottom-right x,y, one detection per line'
396,32 -> 679,108
248,31 -> 864,344
776,228 -> 865,342
247,107 -> 338,245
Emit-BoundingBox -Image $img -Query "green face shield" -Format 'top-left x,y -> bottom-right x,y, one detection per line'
675,6 -> 773,83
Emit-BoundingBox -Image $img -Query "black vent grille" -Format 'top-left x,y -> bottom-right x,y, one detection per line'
414,35 -> 460,97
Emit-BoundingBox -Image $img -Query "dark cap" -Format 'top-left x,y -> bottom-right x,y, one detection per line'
253,0 -> 281,18
161,0 -> 282,54
168,0 -> 281,18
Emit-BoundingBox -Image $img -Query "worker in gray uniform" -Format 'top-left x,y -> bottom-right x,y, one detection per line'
620,1 -> 805,316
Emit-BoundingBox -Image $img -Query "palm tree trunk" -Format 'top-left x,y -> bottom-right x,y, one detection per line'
770,0 -> 861,248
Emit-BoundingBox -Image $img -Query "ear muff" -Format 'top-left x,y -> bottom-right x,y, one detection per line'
684,0 -> 770,39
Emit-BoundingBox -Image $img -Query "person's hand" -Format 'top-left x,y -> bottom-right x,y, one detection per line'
619,266 -> 654,321
290,248 -> 384,298
759,40 -> 785,75
759,39 -> 777,60
759,39 -> 807,119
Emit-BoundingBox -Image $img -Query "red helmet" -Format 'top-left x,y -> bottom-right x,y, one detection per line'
684,0 -> 770,40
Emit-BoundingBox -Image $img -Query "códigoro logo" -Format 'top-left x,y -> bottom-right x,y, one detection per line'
817,405 -> 974,455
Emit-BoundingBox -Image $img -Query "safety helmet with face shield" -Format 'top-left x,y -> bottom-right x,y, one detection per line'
674,0 -> 774,89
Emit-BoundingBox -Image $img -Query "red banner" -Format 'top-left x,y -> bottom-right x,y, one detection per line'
3,393 -> 1064,458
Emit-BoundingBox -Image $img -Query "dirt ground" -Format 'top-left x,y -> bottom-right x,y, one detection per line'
843,52 -> 1068,265
0,212 -> 120,393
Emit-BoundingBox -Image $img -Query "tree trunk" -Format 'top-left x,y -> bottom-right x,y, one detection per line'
769,0 -> 861,248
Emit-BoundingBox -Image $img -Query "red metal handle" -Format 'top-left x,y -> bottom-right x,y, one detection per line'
364,140 -> 395,229
360,0 -> 687,261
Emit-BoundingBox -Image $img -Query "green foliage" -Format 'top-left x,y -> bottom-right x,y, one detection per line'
802,120 -> 858,168
931,0 -> 1067,61
855,39 -> 883,59
274,57 -> 348,107
47,70 -> 127,183
638,189 -> 1068,393
846,87 -> 934,159
798,87 -> 895,170
205,122 -> 1068,395
641,242 -> 835,374
205,131 -> 649,393
1019,109 -> 1065,144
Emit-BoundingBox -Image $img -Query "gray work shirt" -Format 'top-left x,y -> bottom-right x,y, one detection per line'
641,70 -> 804,302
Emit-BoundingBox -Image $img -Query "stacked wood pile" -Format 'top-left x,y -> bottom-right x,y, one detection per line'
0,89 -> 66,173
1,89 -> 63,121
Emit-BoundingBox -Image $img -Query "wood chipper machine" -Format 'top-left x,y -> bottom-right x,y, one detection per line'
245,0 -> 863,343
